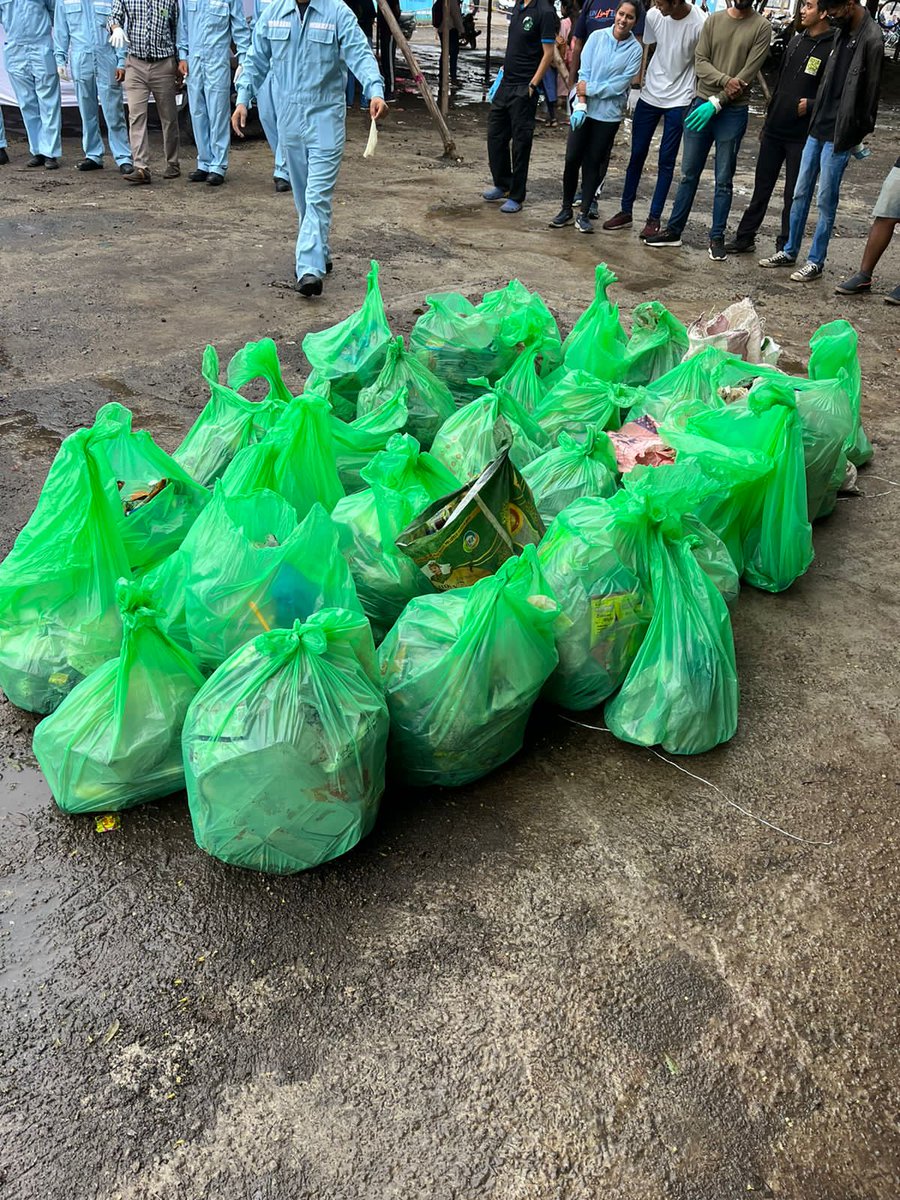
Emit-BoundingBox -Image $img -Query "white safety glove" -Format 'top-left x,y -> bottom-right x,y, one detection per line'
233,63 -> 243,81
57,64 -> 69,80
363,117 -> 378,159
627,87 -> 639,116
109,26 -> 129,50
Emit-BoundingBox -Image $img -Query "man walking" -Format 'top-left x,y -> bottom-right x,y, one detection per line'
643,0 -> 770,259
54,0 -> 134,172
252,0 -> 291,191
0,0 -> 63,169
482,0 -> 556,214
759,0 -> 884,282
602,0 -> 705,239
725,0 -> 833,255
178,0 -> 250,186
231,0 -> 386,297
109,0 -> 187,184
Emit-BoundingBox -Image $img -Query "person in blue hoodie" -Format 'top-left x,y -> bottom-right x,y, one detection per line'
0,0 -> 63,168
54,0 -> 134,172
549,0 -> 643,233
178,0 -> 251,185
231,0 -> 386,297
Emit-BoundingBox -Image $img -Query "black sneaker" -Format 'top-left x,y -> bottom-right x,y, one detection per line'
76,158 -> 103,171
44,158 -> 59,171
549,207 -> 574,228
0,148 -> 9,165
188,168 -> 209,182
294,273 -> 323,298
708,238 -> 727,262
574,214 -> 593,234
724,237 -> 755,254
834,271 -> 872,296
119,162 -> 134,174
274,176 -> 292,193
206,172 -> 224,186
643,228 -> 682,248
587,198 -> 599,221
26,154 -> 46,168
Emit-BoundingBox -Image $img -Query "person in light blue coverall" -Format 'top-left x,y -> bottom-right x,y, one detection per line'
0,106 -> 8,163
232,0 -> 386,296
54,0 -> 133,171
252,0 -> 289,190
178,0 -> 251,184
0,0 -> 63,167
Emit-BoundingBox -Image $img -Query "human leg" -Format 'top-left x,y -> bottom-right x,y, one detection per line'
647,103 -> 686,222
96,54 -> 132,166
562,121 -> 589,209
487,91 -> 514,193
709,104 -> 748,240
782,136 -> 823,260
74,70 -> 104,162
734,130 -> 786,245
507,86 -> 539,203
31,43 -> 62,159
776,138 -> 803,250
149,58 -> 181,171
9,66 -> 45,157
580,120 -> 619,216
620,99 -> 662,216
296,143 -> 343,280
665,101 -> 715,236
124,56 -> 152,170
805,141 -> 851,267
257,76 -> 289,179
204,60 -> 232,177
187,71 -> 211,171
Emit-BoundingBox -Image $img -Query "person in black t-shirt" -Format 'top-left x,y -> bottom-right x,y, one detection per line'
482,0 -> 557,212
726,0 -> 833,255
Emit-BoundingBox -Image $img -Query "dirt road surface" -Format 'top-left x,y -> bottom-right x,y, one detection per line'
1,65 -> 899,1200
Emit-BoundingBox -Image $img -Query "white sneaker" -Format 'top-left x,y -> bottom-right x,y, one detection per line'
790,261 -> 823,282
758,250 -> 796,268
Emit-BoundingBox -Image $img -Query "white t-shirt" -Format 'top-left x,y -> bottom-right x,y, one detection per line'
640,5 -> 707,110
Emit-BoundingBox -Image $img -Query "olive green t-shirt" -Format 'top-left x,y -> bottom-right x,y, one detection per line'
694,9 -> 773,106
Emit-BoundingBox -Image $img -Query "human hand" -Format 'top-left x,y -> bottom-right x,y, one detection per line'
231,103 -> 248,137
370,97 -> 387,121
685,100 -> 716,131
57,64 -> 69,80
570,101 -> 587,130
109,25 -> 128,49
115,67 -> 125,83
178,59 -> 189,78
797,98 -> 808,116
724,76 -> 744,100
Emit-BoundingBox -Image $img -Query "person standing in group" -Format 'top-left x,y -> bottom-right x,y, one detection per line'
253,0 -> 291,190
549,0 -> 642,232
758,0 -> 884,282
482,0 -> 556,214
177,0 -> 250,186
725,0 -> 833,256
602,0 -> 705,239
346,0 -> 376,106
54,0 -> 134,173
109,0 -> 187,184
0,107 -> 8,164
0,0 -> 63,169
835,156 -> 900,303
376,0 -> 400,102
432,0 -> 464,90
643,0 -> 770,260
231,0 -> 386,297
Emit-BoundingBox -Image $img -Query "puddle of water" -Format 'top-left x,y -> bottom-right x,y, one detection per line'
0,763 -> 52,824
95,375 -> 137,399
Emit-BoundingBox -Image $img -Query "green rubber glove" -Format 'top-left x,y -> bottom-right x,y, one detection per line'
685,100 -> 716,131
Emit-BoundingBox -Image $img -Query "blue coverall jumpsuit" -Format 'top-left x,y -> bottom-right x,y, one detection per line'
236,0 -> 383,282
0,0 -> 63,160
252,0 -> 287,183
178,0 -> 250,178
53,0 -> 132,166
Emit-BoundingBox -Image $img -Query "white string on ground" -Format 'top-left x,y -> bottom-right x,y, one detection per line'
558,713 -> 832,846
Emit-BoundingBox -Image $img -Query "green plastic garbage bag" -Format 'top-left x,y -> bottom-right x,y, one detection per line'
331,434 -> 460,641
33,580 -> 205,814
220,391 -> 344,519
225,337 -> 295,405
538,497 -> 651,711
532,370 -> 627,443
561,263 -> 627,380
378,545 -> 559,786
0,426 -> 131,712
184,610 -> 388,874
302,261 -> 393,407
604,467 -> 739,755
149,487 -> 361,669
88,403 -> 209,575
356,335 -> 455,448
634,345 -> 737,427
409,292 -> 518,405
174,345 -> 287,486
478,279 -> 563,374
303,369 -> 356,422
808,319 -> 872,466
619,301 -> 689,386
329,385 -> 410,493
522,428 -> 619,523
495,344 -> 549,414
430,379 -> 550,480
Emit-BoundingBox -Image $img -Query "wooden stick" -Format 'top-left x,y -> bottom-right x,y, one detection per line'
376,0 -> 457,157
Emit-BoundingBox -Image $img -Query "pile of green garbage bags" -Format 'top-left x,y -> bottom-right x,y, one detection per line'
0,262 -> 872,874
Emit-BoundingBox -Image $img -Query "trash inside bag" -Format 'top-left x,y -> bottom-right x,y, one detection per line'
522,428 -> 619,523
396,448 -> 545,591
174,344 -> 287,486
429,378 -> 550,480
329,385 -> 410,493
477,278 -> 563,375
807,318 -> 873,467
302,260 -> 393,406
533,370 -> 628,443
561,263 -> 627,380
220,391 -> 345,519
378,546 -> 559,786
685,297 -> 778,365
331,434 -> 460,641
539,497 -> 650,711
618,301 -> 689,386
409,291 -> 518,405
356,335 -> 455,448
634,345 -> 736,428
607,414 -> 676,472
184,610 -> 388,874
495,344 -> 549,414
33,580 -> 205,813
148,487 -> 361,669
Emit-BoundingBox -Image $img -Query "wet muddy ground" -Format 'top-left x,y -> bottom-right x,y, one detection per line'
1,64 -> 899,1200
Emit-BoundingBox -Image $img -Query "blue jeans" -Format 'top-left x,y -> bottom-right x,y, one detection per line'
783,136 -> 851,267
667,99 -> 749,239
620,98 -> 687,220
